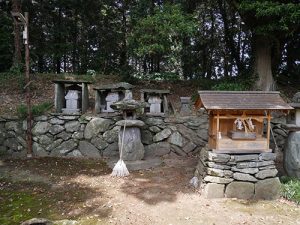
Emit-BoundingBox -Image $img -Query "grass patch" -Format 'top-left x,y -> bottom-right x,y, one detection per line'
17,102 -> 53,119
0,190 -> 52,225
281,176 -> 300,204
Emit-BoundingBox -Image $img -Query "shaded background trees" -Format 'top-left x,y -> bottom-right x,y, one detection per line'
0,0 -> 299,90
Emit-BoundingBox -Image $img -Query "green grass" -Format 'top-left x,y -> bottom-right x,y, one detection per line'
17,102 -> 53,119
0,190 -> 52,225
281,176 -> 300,204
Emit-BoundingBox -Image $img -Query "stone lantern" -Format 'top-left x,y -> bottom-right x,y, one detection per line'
111,99 -> 148,161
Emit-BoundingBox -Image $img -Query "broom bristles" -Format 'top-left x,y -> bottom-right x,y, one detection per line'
111,159 -> 129,177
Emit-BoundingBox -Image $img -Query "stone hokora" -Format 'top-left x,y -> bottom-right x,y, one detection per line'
148,96 -> 162,114
105,92 -> 120,112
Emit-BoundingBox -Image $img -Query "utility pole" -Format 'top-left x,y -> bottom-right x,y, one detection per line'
11,12 -> 33,158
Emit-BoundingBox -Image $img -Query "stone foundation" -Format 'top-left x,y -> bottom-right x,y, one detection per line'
197,151 -> 281,200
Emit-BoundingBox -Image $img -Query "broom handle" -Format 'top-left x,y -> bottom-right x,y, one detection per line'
120,117 -> 127,159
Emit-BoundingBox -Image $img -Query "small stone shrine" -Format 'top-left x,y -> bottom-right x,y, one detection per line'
94,82 -> 134,113
52,80 -> 91,114
140,89 -> 170,116
111,99 -> 148,161
194,91 -> 292,199
180,97 -> 191,115
284,92 -> 300,178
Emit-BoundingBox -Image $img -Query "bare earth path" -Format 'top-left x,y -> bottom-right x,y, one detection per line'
0,157 -> 299,225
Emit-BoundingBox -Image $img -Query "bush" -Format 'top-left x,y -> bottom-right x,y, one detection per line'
281,176 -> 300,204
17,102 -> 53,119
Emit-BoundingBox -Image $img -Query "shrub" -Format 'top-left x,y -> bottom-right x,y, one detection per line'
17,102 -> 53,119
281,176 -> 300,204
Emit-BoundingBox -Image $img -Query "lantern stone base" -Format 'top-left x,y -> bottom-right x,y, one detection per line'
196,150 -> 280,199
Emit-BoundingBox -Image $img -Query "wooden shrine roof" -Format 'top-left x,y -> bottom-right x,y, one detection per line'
196,91 -> 293,111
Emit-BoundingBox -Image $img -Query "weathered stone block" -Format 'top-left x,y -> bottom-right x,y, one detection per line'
56,131 -> 72,141
33,142 -> 48,157
65,121 -> 81,132
207,168 -> 233,178
144,142 -> 170,158
204,176 -> 233,184
284,131 -> 300,178
168,131 -> 184,147
141,129 -> 153,145
233,172 -> 258,182
225,182 -> 254,199
153,128 -> 172,142
203,183 -> 224,199
233,154 -> 258,162
259,152 -> 276,161
79,141 -> 101,158
49,125 -> 64,135
207,162 -> 231,170
236,161 -> 274,169
144,117 -> 164,126
103,127 -> 119,143
91,136 -> 109,150
50,139 -> 78,156
231,167 -> 259,175
254,177 -> 281,200
84,118 -> 113,139
32,122 -> 51,135
182,142 -> 197,153
255,169 -> 278,179
208,152 -> 230,163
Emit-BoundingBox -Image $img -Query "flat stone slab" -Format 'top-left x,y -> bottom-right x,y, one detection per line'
204,176 -> 233,184
203,183 -> 224,199
108,158 -> 162,171
116,120 -> 145,127
94,82 -> 134,90
225,182 -> 255,199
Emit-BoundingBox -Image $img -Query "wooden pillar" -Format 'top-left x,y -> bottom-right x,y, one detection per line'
266,111 -> 271,150
95,90 -> 101,113
55,83 -> 65,113
216,112 -> 220,150
81,83 -> 89,113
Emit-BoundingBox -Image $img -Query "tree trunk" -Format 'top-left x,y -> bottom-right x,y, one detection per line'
12,0 -> 22,66
253,35 -> 274,91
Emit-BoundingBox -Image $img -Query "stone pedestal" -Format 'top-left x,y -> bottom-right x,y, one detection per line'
180,97 -> 191,115
119,126 -> 144,161
197,150 -> 280,199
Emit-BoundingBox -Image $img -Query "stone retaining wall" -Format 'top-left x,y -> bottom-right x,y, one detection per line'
195,150 -> 281,199
0,113 -> 209,159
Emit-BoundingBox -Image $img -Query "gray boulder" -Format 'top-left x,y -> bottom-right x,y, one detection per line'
84,118 -> 113,139
103,127 -> 119,143
153,128 -> 172,142
91,136 -> 109,150
79,141 -> 101,158
254,177 -> 281,200
50,140 -> 78,156
168,131 -> 184,147
284,131 -> 300,178
65,121 -> 81,132
144,117 -> 164,126
33,142 -> 48,157
49,125 -> 64,135
32,122 -> 51,135
144,142 -> 170,158
204,176 -> 233,184
141,129 -> 153,145
103,142 -> 119,157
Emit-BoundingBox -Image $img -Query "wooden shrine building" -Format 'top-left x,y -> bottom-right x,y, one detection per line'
195,91 -> 293,154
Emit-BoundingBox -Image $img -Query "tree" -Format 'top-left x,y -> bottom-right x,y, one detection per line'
129,4 -> 196,76
11,0 -> 22,67
228,1 -> 300,90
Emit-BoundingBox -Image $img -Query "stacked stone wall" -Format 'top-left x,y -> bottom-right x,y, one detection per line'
0,113 -> 209,159
195,151 -> 281,199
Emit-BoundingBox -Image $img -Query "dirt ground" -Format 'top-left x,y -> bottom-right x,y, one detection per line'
0,156 -> 299,225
